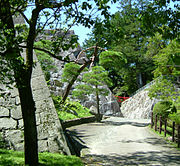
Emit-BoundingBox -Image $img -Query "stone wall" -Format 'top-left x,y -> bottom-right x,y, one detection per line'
0,52 -> 70,154
120,90 -> 157,119
48,50 -> 121,116
121,76 -> 180,119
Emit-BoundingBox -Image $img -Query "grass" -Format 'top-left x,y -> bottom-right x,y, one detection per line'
52,96 -> 92,121
0,149 -> 84,166
149,125 -> 180,151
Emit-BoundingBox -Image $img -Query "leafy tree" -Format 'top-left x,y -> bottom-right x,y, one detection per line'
0,1 -> 114,165
148,39 -> 180,102
73,66 -> 112,122
61,45 -> 106,103
84,0 -> 155,95
153,101 -> 176,121
140,0 -> 179,40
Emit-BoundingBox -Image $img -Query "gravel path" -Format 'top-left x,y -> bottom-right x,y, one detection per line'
67,117 -> 180,166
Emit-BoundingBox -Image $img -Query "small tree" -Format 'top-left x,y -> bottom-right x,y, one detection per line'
73,66 -> 112,122
61,45 -> 106,103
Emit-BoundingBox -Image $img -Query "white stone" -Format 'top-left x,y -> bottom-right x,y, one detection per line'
0,107 -> 9,117
0,118 -> 17,130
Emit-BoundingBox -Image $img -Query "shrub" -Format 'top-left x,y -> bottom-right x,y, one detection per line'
52,95 -> 92,121
168,110 -> 180,125
153,101 -> 177,121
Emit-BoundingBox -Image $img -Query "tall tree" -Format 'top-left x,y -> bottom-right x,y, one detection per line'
140,0 -> 179,40
0,0 -> 114,165
72,66 -> 112,122
84,0 -> 155,95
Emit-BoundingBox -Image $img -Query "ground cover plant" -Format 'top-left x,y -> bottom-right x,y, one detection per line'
52,95 -> 92,121
0,149 -> 84,166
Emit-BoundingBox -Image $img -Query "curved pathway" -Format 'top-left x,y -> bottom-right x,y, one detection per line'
67,117 -> 180,166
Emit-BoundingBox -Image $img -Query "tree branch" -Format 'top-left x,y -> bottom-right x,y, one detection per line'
76,46 -> 107,60
19,11 -> 30,24
19,45 -> 74,63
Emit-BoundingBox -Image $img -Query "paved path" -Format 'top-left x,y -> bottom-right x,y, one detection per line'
67,117 -> 180,166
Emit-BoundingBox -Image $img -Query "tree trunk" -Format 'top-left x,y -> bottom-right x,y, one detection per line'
17,81 -> 38,166
61,61 -> 91,103
95,85 -> 101,122
0,1 -> 39,165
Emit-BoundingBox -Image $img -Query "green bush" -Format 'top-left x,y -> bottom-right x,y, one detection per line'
169,110 -> 180,125
52,95 -> 92,121
174,96 -> 180,110
153,101 -> 177,121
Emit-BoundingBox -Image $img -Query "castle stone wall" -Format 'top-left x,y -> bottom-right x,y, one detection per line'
0,52 -> 70,154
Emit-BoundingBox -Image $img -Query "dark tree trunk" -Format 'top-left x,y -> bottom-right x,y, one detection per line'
95,85 -> 101,122
18,82 -> 38,166
0,1 -> 39,165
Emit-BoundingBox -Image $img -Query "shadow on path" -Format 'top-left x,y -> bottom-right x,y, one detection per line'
81,151 -> 180,166
65,129 -> 88,156
96,120 -> 150,127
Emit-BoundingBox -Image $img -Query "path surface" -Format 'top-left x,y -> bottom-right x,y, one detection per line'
67,117 -> 180,166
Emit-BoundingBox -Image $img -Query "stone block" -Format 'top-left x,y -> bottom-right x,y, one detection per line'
84,101 -> 96,108
0,118 -> 17,130
14,143 -> 24,151
37,124 -> 49,140
38,140 -> 48,152
32,62 -> 43,78
32,87 -> 51,101
31,75 -> 47,91
11,106 -> 22,120
48,137 -> 63,153
40,110 -> 59,124
0,107 -> 9,117
36,113 -> 41,126
36,98 -> 54,113
18,119 -> 24,129
5,130 -> 24,145
15,96 -> 20,105
10,88 -> 19,98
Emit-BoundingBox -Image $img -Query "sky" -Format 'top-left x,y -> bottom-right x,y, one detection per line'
71,3 -> 119,46
24,1 -> 119,46
24,1 -> 177,46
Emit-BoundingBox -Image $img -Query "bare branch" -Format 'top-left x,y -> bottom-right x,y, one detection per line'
19,11 -> 30,24
19,45 -> 74,63
76,46 -> 107,60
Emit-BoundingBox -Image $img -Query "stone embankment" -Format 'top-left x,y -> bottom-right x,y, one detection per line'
121,90 -> 157,119
0,49 -> 70,154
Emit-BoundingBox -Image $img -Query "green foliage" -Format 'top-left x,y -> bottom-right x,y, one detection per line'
61,63 -> 81,83
148,77 -> 178,101
35,42 -> 57,81
140,0 -> 179,39
168,110 -> 180,125
99,51 -> 127,69
153,101 -> 177,121
153,39 -> 180,77
0,149 -> 83,166
174,96 -> 180,110
72,84 -> 92,100
83,66 -> 112,88
148,39 -> 179,102
73,66 -> 112,100
84,1 -> 155,95
52,95 -> 91,121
